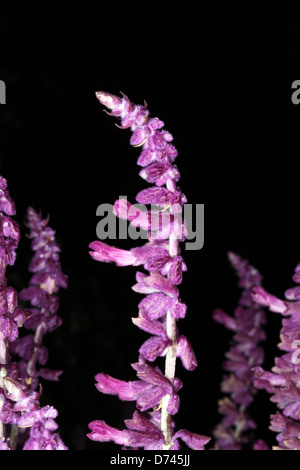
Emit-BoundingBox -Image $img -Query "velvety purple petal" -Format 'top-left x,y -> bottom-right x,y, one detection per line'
130,126 -> 151,147
136,385 -> 168,411
139,336 -> 171,361
168,256 -> 185,285
132,309 -> 166,336
94,373 -> 148,401
135,363 -> 171,388
131,244 -> 169,267
136,187 -> 181,207
132,271 -> 178,297
89,240 -> 136,266
125,411 -> 160,433
138,293 -> 173,320
113,199 -> 150,231
173,429 -> 211,450
137,148 -> 156,167
251,286 -> 287,314
283,401 -> 300,420
87,420 -> 130,445
253,366 -> 287,390
176,336 -> 197,371
139,163 -> 171,184
285,286 -> 300,300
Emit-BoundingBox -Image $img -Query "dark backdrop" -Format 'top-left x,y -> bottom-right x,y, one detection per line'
0,9 -> 300,449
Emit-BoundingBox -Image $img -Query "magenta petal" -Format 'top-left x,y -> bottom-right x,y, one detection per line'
139,336 -> 171,362
89,241 -> 136,266
131,245 -> 169,267
94,373 -> 148,401
136,385 -> 168,411
87,420 -> 130,445
135,363 -> 171,388
168,256 -> 184,285
138,293 -> 173,319
132,309 -> 166,336
139,163 -> 171,184
173,429 -> 211,450
130,126 -> 151,146
285,286 -> 300,300
132,271 -> 178,297
176,336 -> 197,371
125,411 -> 164,448
283,401 -> 300,420
113,199 -> 150,231
136,187 -> 181,207
251,286 -> 287,314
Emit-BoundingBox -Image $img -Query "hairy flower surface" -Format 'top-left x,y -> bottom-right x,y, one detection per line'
212,252 -> 267,449
88,91 -> 210,450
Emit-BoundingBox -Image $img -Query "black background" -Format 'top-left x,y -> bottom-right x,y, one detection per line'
0,8 -> 300,450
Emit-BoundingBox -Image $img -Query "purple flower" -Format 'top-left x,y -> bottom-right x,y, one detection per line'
212,252 -> 266,449
251,261 -> 300,450
0,186 -> 67,450
14,207 -> 67,386
88,91 -> 210,450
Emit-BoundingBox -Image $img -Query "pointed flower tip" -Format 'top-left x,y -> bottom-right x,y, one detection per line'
227,251 -> 239,263
95,91 -> 123,110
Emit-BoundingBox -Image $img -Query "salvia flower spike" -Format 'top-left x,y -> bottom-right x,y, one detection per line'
212,252 -> 267,449
0,182 -> 67,449
87,91 -> 210,450
13,207 -> 68,388
251,262 -> 300,450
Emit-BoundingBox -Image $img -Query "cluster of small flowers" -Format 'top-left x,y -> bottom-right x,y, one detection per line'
87,92 -> 210,450
252,264 -> 300,449
212,252 -> 267,449
0,178 -> 67,450
12,207 -> 68,388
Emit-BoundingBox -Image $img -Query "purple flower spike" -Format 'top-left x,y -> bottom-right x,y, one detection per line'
0,185 -> 67,450
251,260 -> 300,449
213,252 -> 266,449
88,91 -> 210,450
16,208 -> 68,387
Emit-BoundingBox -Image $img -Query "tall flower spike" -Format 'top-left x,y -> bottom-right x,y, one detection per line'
251,261 -> 300,450
8,207 -> 68,450
87,91 -> 210,450
0,181 -> 67,450
212,252 -> 267,450
0,176 -> 21,447
12,207 -> 68,388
